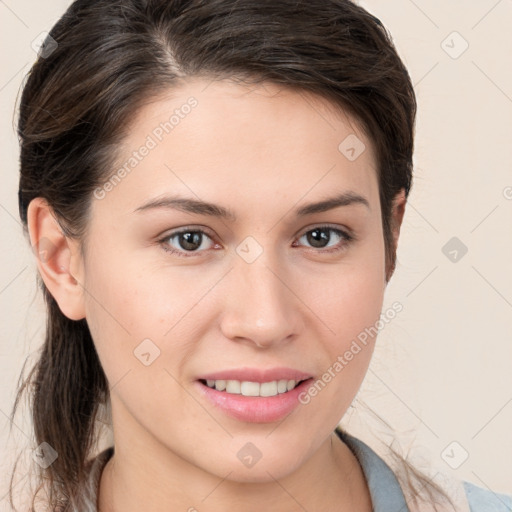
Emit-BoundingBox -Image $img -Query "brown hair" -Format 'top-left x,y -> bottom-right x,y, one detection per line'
10,0 -> 453,510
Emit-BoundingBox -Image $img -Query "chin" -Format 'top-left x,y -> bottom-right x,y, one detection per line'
203,448 -> 305,484
218,463 -> 299,484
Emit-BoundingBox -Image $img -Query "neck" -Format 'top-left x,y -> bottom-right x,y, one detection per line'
98,430 -> 372,512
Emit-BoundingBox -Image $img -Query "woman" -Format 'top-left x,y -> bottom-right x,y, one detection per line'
8,0 -> 511,510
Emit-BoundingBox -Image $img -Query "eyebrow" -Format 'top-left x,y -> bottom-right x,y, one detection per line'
133,191 -> 370,220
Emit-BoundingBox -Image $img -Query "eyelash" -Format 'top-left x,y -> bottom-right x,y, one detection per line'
158,224 -> 355,258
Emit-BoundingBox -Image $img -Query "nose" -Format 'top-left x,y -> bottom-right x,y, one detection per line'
219,254 -> 304,349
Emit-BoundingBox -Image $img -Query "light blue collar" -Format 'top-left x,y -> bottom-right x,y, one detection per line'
336,428 -> 409,512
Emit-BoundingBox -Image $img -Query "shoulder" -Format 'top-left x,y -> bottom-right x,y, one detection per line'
335,427 -> 512,512
463,481 -> 512,512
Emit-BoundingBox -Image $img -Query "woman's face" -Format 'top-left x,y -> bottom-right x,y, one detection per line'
79,78 -> 392,482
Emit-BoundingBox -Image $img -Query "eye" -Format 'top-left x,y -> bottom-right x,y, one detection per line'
293,225 -> 354,253
158,224 -> 354,258
159,228 -> 216,257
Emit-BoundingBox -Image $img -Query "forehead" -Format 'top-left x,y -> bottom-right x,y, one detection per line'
96,78 -> 379,217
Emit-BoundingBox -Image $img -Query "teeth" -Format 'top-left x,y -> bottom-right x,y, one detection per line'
241,381 -> 260,396
226,380 -> 241,394
260,381 -> 278,397
277,380 -> 288,393
204,378 -> 303,397
214,380 -> 226,391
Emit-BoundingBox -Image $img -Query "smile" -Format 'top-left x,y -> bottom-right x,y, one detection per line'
196,374 -> 314,423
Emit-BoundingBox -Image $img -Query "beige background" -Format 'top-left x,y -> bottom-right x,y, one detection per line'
1,0 -> 511,506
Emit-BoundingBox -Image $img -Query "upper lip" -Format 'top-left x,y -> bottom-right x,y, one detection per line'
197,367 -> 313,383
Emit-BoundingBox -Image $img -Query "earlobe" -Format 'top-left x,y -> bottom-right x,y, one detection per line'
27,198 -> 86,321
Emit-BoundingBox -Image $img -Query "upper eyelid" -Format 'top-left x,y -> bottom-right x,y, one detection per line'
163,223 -> 350,237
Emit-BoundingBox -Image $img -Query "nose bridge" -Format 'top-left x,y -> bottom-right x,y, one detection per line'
220,245 -> 299,346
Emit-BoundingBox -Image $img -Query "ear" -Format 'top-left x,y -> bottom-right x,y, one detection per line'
390,188 -> 407,247
385,188 -> 407,283
27,198 -> 86,321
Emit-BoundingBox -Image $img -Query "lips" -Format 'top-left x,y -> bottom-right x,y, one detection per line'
194,367 -> 314,423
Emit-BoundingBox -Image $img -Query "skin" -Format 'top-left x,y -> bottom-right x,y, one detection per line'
28,78 -> 406,511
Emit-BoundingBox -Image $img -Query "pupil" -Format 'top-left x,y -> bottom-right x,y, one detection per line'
307,228 -> 329,248
180,232 -> 202,251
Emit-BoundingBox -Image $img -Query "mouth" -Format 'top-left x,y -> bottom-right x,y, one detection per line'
195,372 -> 314,423
198,378 -> 310,397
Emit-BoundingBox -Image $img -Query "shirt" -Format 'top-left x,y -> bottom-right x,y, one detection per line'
335,429 -> 512,512
74,430 -> 511,511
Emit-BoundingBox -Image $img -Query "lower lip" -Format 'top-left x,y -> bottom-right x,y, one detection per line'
195,379 -> 313,423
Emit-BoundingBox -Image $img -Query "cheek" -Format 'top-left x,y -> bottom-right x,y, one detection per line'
300,271 -> 383,426
333,271 -> 384,348
82,244 -> 211,384
81,249 -> 167,380
309,248 -> 386,349
300,240 -> 386,398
